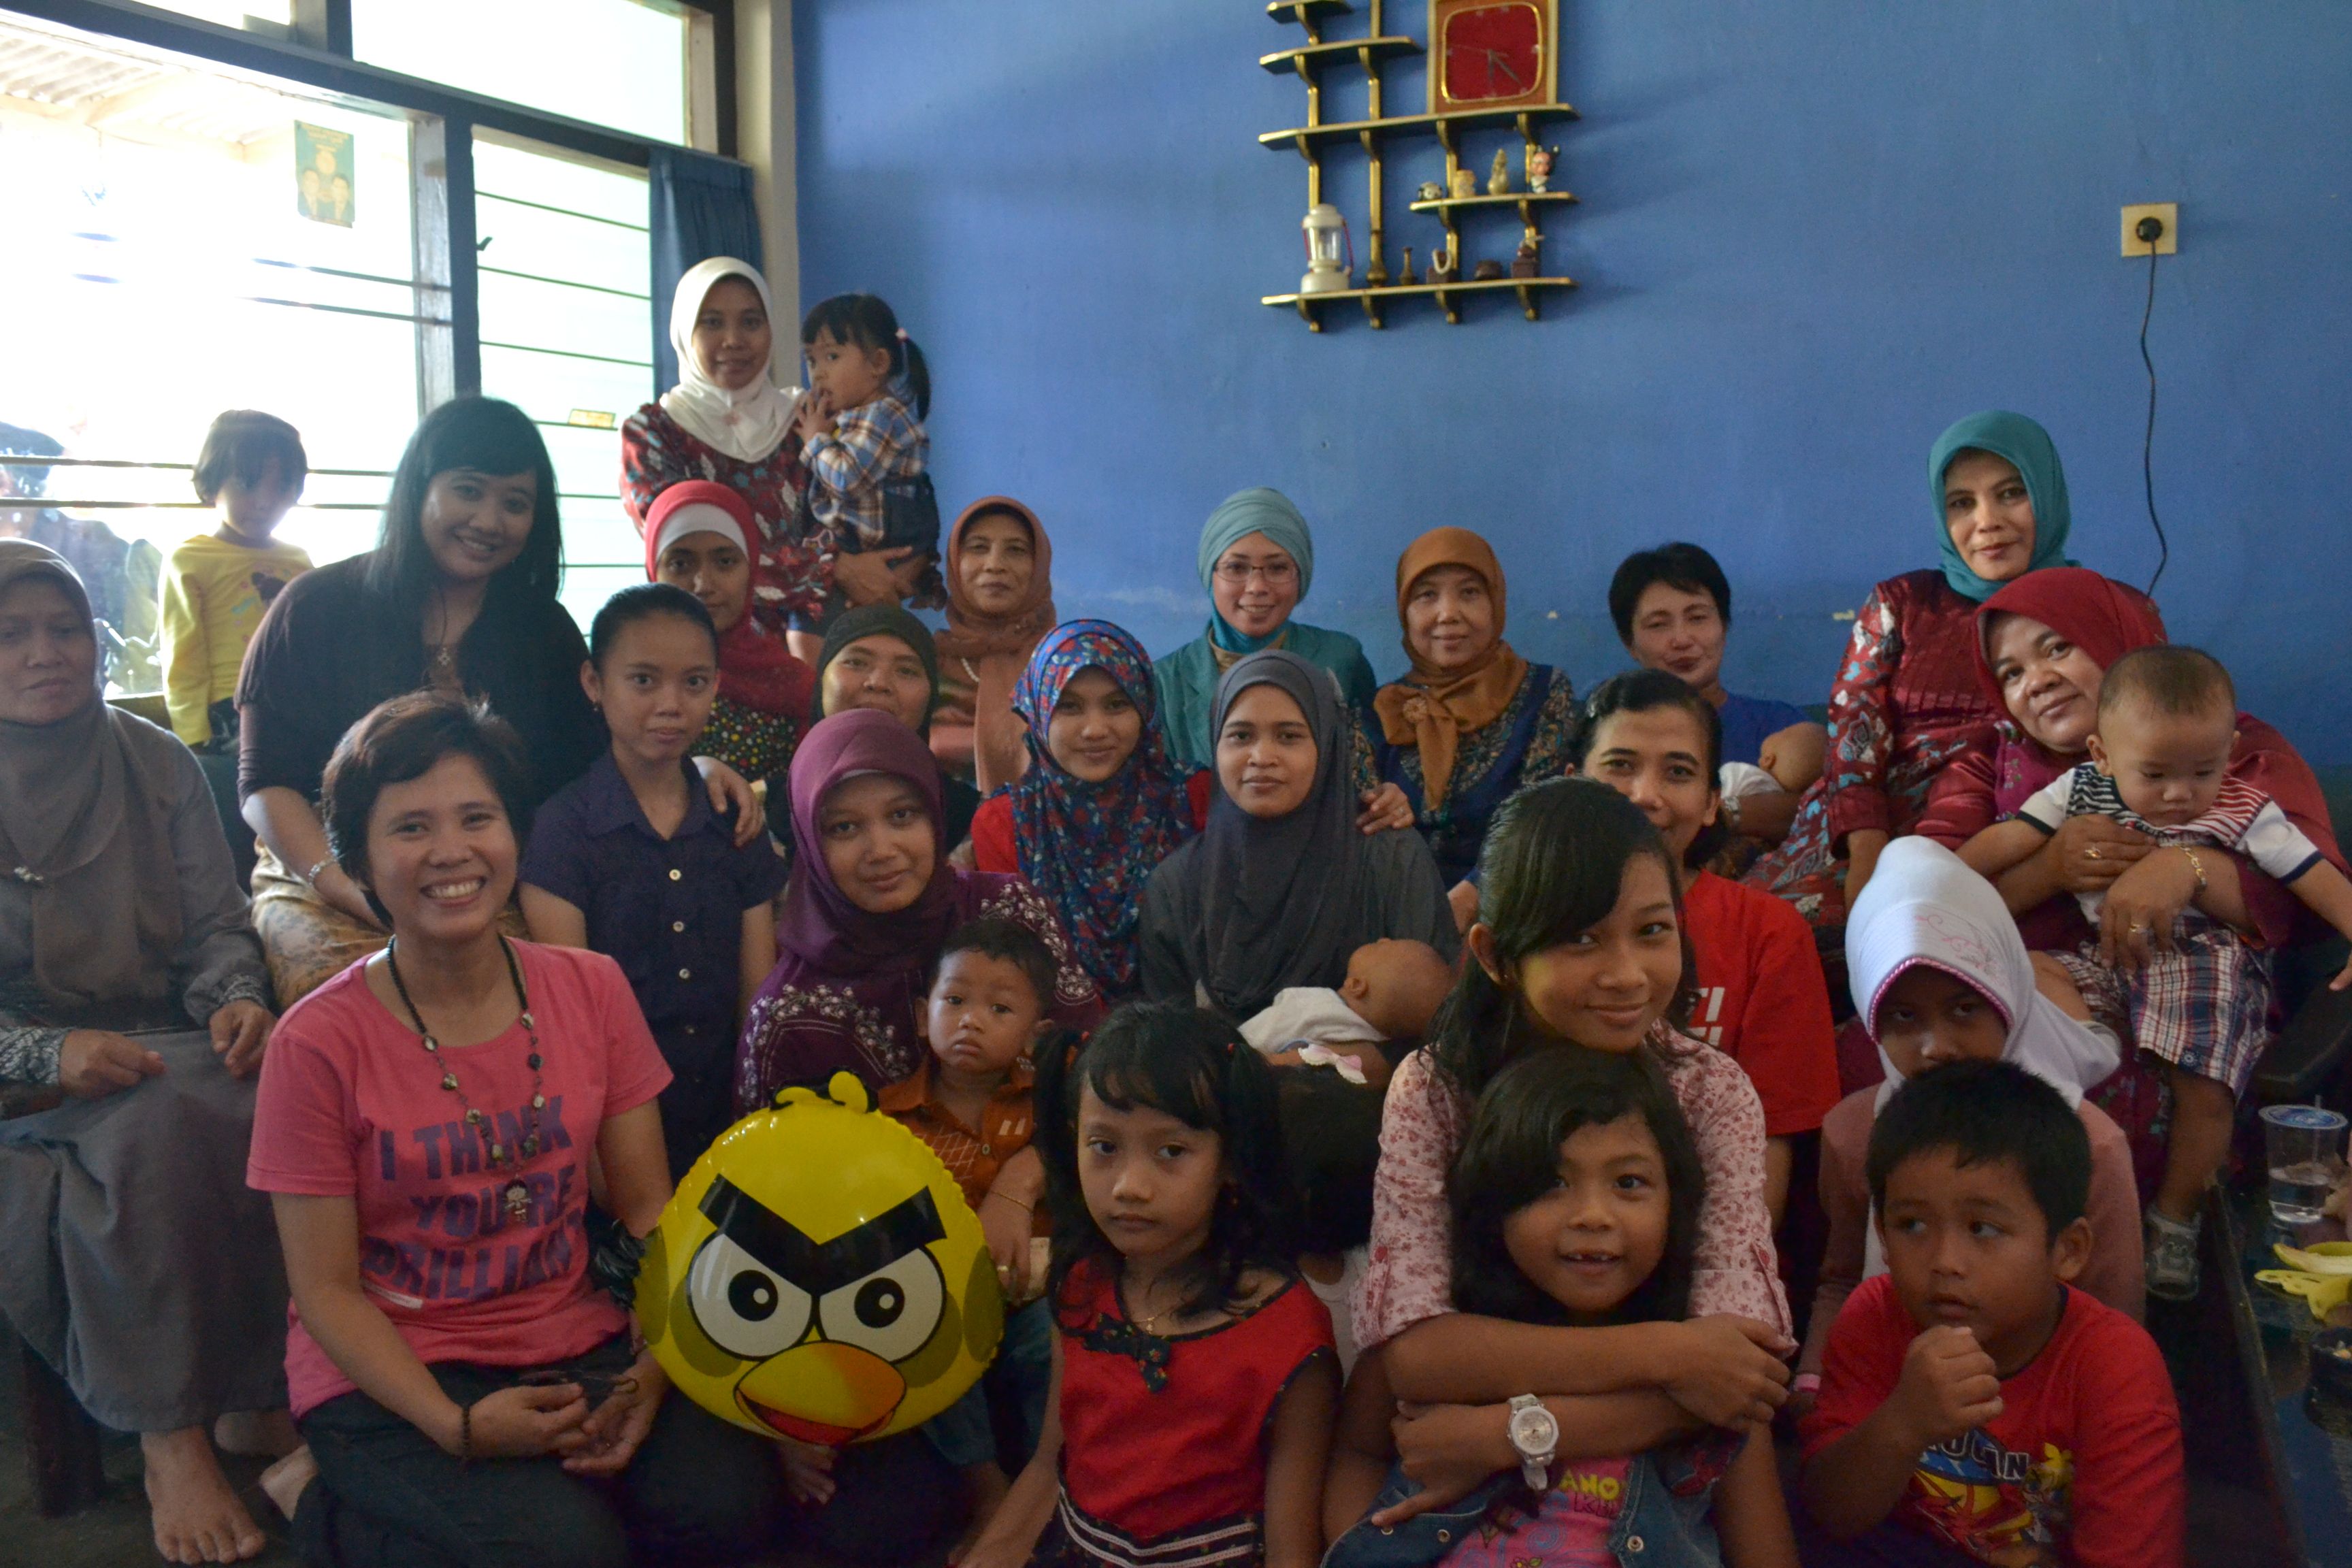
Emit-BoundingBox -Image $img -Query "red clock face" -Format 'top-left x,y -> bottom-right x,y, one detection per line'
1441,3 -> 1543,104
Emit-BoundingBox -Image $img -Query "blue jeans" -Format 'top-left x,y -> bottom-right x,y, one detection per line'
921,1296 -> 1054,1469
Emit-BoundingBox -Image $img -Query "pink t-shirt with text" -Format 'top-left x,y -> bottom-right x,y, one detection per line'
248,942 -> 671,1417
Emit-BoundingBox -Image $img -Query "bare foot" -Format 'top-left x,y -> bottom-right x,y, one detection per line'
142,1426 -> 267,1564
259,1445 -> 318,1523
214,1410 -> 300,1458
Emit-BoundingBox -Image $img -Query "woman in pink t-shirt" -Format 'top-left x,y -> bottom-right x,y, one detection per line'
247,692 -> 777,1567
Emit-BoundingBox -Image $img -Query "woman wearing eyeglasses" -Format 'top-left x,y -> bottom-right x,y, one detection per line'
1150,487 -> 1379,770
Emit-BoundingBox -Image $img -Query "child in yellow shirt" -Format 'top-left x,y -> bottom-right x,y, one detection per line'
161,411 -> 312,747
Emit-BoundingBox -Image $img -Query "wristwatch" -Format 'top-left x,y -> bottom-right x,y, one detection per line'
1505,1394 -> 1558,1490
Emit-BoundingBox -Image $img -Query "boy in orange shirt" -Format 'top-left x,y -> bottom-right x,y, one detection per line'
872,919 -> 1060,1543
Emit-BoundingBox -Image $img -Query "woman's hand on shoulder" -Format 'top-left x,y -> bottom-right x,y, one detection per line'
691,756 -> 767,845
2047,813 -> 2152,894
208,998 -> 276,1077
57,1030 -> 166,1098
315,864 -> 387,932
561,1351 -> 668,1476
1357,782 -> 1416,836
1659,1316 -> 1793,1429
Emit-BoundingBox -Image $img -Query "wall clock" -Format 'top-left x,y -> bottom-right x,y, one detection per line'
1428,0 -> 1556,114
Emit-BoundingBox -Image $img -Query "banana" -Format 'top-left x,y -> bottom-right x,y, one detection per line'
2272,1241 -> 2352,1277
2257,1269 -> 2352,1320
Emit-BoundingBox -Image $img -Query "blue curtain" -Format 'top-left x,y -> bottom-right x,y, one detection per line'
648,147 -> 765,397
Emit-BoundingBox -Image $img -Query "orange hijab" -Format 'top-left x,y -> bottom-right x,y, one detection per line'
934,496 -> 1058,666
1371,527 -> 1529,809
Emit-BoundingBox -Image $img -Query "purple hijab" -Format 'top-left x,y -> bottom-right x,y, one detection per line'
739,708 -> 1102,1105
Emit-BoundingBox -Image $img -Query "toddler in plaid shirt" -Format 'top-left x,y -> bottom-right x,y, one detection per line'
795,292 -> 943,610
1962,645 -> 2352,1301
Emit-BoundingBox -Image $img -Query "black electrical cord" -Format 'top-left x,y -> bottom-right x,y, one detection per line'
2137,223 -> 2168,593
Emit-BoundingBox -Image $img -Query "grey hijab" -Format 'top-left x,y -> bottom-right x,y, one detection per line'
1181,649 -> 1369,1017
0,540 -> 183,1011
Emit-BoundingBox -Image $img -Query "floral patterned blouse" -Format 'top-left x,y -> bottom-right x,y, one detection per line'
620,402 -> 830,623
1354,1032 -> 1791,1353
1742,570 -> 2004,929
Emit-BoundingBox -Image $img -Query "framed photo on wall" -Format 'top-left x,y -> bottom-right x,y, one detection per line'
1428,0 -> 1557,114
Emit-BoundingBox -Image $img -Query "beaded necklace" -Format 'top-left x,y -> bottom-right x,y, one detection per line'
385,934 -> 546,1225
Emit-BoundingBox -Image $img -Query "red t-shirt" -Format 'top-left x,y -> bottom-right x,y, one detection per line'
1801,1275 -> 2185,1568
968,769 -> 1215,875
1681,870 -> 1841,1137
248,943 -> 672,1417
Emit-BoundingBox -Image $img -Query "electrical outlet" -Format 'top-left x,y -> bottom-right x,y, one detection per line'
2121,203 -> 2178,257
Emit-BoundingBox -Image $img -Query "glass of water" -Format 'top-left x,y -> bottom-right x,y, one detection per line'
2260,1105 -> 2349,1226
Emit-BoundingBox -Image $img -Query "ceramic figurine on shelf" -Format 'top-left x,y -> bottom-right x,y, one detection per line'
1526,144 -> 1558,193
1488,148 -> 1511,195
1473,258 -> 1505,281
1448,165 -> 1478,199
1426,245 -> 1456,284
1511,223 -> 1542,279
1417,180 -> 1444,202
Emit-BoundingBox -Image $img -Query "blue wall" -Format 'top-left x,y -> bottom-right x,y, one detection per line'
795,1 -> 2352,762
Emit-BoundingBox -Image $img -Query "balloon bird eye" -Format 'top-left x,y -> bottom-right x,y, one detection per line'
687,1233 -> 812,1359
818,1250 -> 945,1364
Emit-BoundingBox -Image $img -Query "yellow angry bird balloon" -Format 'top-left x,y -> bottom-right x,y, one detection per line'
636,1072 -> 1002,1445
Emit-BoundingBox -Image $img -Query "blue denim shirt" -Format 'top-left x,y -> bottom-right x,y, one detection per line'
1323,1434 -> 1740,1568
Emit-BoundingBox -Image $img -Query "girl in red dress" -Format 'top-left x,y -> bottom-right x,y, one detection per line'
960,1006 -> 1338,1568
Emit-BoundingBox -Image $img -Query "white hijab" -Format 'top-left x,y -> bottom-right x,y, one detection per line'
1848,838 -> 2119,1277
659,257 -> 798,463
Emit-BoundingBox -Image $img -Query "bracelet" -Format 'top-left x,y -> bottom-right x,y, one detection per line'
457,1399 -> 474,1465
2178,845 -> 2208,893
303,855 -> 335,887
988,1192 -> 1033,1213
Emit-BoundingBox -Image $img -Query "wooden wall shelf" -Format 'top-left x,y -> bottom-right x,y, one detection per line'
1405,189 -> 1579,220
1261,275 -> 1578,330
1259,37 -> 1420,77
1266,0 -> 1354,21
1256,104 -> 1580,159
1256,0 -> 1579,331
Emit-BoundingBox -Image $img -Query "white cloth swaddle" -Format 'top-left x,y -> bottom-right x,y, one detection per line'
1847,838 -> 2120,1280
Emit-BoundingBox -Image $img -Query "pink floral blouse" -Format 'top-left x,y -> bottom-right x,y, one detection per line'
1354,1030 -> 1791,1352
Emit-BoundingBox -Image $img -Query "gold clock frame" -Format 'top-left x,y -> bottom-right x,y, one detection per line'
1428,0 -> 1557,115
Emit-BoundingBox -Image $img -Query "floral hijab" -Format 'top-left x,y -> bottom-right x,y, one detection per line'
1007,620 -> 1198,998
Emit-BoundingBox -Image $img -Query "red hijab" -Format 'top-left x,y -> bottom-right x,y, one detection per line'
643,480 -> 815,717
1970,566 -> 2166,715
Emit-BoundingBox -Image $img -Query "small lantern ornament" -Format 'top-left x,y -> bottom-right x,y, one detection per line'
1300,203 -> 1353,294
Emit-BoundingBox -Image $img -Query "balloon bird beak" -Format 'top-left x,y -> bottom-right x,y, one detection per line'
734,1342 -> 907,1446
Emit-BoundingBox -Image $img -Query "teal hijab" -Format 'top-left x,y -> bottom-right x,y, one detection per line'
1198,487 -> 1316,653
1927,410 -> 2075,602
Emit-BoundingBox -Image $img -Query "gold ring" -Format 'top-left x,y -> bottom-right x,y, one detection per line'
2086,845 -> 2102,861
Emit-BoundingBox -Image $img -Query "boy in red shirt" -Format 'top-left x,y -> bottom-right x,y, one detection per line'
1800,1059 -> 2184,1568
